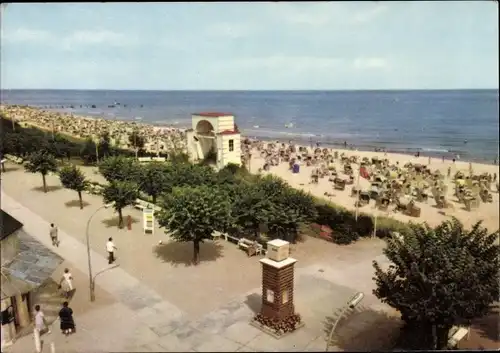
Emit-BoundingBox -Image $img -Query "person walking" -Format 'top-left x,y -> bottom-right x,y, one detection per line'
58,302 -> 75,336
106,237 -> 117,264
34,305 -> 50,335
49,223 -> 59,247
59,268 -> 74,299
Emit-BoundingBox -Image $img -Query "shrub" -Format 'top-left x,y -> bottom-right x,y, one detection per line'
312,198 -> 409,243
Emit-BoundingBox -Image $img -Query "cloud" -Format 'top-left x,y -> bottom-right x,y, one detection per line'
266,3 -> 388,28
61,30 -> 134,50
204,23 -> 255,39
212,55 -> 345,73
350,5 -> 388,24
1,28 -> 52,43
216,55 -> 390,73
1,27 -> 134,50
353,57 -> 389,70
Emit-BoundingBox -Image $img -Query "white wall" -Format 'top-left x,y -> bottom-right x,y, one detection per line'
220,134 -> 242,166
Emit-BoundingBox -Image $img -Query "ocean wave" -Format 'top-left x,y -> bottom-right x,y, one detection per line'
420,147 -> 449,153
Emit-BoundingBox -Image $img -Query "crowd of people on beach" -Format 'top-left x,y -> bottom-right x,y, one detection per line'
1,105 -> 187,155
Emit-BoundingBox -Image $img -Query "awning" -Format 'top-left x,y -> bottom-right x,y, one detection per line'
1,230 -> 64,299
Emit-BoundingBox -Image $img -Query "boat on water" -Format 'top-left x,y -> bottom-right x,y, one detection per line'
285,123 -> 294,128
253,125 -> 260,128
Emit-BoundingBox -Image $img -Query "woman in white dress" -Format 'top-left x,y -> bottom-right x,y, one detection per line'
59,268 -> 74,299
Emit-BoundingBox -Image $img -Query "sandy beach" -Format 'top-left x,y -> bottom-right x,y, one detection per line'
2,104 -> 499,232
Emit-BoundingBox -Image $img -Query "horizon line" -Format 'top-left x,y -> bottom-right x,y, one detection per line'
1,88 -> 498,92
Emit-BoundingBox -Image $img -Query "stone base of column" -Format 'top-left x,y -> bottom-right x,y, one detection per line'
250,313 -> 304,339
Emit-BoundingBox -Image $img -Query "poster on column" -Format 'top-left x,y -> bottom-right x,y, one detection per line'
143,208 -> 154,234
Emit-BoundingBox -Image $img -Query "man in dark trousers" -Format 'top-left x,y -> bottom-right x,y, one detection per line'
106,237 -> 117,264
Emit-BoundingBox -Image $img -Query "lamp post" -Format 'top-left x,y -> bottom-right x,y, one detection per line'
372,204 -> 378,238
86,202 -> 114,302
134,117 -> 142,160
325,292 -> 364,351
355,164 -> 361,221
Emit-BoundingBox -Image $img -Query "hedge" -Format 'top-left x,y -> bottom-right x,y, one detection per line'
306,196 -> 410,245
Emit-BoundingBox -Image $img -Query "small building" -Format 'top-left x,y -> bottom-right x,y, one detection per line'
185,112 -> 242,169
1,210 -> 63,349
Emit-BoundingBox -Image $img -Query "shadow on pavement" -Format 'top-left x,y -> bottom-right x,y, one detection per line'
32,185 -> 63,193
460,306 -> 500,350
152,240 -> 224,267
244,293 -> 262,314
100,215 -> 139,228
2,166 -> 21,173
324,305 -> 402,351
64,200 -> 90,209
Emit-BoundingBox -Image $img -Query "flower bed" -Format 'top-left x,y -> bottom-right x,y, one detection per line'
251,313 -> 304,339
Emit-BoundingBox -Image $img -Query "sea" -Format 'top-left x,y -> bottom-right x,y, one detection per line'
1,89 -> 498,163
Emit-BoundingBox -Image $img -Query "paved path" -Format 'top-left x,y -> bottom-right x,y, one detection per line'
3,189 -> 399,352
2,192 -> 187,352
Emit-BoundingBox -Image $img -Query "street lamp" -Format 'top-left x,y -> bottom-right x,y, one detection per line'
325,292 -> 365,351
134,117 -> 143,160
86,202 -> 114,302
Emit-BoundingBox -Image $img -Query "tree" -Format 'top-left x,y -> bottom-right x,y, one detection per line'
80,137 -> 97,165
46,135 -> 71,161
102,181 -> 139,228
163,163 -> 215,193
59,165 -> 88,209
128,129 -> 145,157
138,162 -> 169,204
266,187 -> 318,243
24,151 -> 58,193
158,185 -> 232,265
98,131 -> 111,157
98,155 -> 140,183
373,218 -> 499,350
231,182 -> 274,239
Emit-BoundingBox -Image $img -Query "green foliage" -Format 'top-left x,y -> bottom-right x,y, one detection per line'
80,137 -> 98,165
163,163 -> 216,192
168,151 -> 190,164
138,162 -> 169,204
373,218 -> 499,350
98,131 -> 111,157
312,198 -> 409,244
158,185 -> 232,264
128,129 -> 145,150
98,155 -> 140,183
59,165 -> 89,209
266,186 -> 318,243
102,180 -> 139,228
231,182 -> 274,238
24,150 -> 59,193
228,175 -> 317,243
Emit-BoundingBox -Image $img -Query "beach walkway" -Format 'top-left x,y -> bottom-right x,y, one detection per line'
2,164 -> 404,352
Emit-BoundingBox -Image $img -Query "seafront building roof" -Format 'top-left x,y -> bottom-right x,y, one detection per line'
0,210 -> 23,241
194,112 -> 233,117
1,226 -> 64,299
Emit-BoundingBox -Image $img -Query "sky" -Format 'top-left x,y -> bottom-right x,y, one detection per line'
0,2 -> 498,90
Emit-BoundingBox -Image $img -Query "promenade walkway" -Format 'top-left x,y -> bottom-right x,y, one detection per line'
2,163 -> 402,352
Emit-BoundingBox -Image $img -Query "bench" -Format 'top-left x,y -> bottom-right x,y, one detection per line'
238,238 -> 263,257
211,231 -> 222,241
448,326 -> 469,348
138,157 -> 153,163
134,199 -> 162,212
152,157 -> 166,162
5,154 -> 23,164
